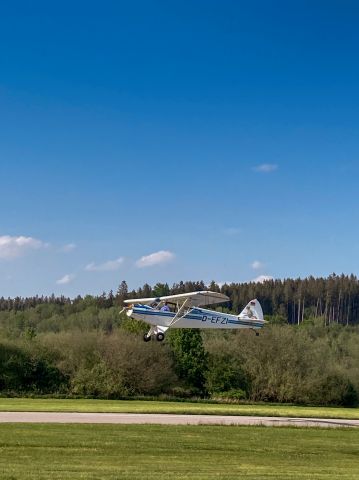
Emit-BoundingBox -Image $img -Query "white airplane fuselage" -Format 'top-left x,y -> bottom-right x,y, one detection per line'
126,304 -> 265,330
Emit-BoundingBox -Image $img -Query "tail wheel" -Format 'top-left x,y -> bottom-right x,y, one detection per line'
156,332 -> 165,342
143,334 -> 151,342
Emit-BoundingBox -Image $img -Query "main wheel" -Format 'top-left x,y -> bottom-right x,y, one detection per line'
143,334 -> 151,342
156,332 -> 165,342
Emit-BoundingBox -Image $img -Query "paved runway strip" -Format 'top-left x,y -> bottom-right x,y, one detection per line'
0,412 -> 358,427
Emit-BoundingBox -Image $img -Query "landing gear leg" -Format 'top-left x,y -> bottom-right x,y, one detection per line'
144,326 -> 157,342
143,327 -> 165,343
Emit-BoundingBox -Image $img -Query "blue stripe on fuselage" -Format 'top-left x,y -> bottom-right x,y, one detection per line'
131,305 -> 264,328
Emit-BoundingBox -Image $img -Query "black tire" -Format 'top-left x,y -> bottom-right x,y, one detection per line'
156,332 -> 165,342
143,334 -> 151,342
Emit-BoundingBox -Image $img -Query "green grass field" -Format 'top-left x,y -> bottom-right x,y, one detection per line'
0,424 -> 358,479
0,397 -> 359,419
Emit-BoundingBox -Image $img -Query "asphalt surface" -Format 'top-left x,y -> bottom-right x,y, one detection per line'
0,412 -> 358,428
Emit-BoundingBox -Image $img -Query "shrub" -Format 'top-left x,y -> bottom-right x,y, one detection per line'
212,389 -> 247,402
0,340 -> 67,394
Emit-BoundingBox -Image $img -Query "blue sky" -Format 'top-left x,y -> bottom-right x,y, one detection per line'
0,1 -> 359,297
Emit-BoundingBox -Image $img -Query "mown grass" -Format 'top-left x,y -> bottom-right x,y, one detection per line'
0,397 -> 358,419
0,424 -> 358,479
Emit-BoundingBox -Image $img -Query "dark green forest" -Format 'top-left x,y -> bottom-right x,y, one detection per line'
1,274 -> 359,406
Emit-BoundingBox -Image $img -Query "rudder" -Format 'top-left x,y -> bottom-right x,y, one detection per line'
238,299 -> 263,321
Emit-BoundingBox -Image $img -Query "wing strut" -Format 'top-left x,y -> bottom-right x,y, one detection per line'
168,298 -> 189,327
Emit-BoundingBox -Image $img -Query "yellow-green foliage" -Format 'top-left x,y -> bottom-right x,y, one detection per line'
1,304 -> 359,405
203,325 -> 359,406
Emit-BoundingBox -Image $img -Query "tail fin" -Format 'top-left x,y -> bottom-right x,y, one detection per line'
239,299 -> 264,321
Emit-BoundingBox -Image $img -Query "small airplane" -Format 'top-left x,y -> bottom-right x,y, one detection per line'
123,291 -> 265,342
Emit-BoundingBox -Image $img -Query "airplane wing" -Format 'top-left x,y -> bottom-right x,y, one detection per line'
124,290 -> 229,307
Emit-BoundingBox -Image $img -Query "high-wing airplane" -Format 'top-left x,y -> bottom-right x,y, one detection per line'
123,291 -> 265,342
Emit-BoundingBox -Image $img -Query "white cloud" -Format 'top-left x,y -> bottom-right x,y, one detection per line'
85,257 -> 124,272
135,250 -> 175,268
56,274 -> 75,285
0,235 -> 47,259
253,164 -> 278,173
216,281 -> 234,288
252,275 -> 274,283
60,243 -> 76,253
251,260 -> 264,270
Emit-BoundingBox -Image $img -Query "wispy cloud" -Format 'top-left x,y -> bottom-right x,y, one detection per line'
253,164 -> 278,173
85,257 -> 124,272
223,227 -> 241,236
56,274 -> 75,285
252,275 -> 273,283
251,260 -> 264,270
135,250 -> 175,268
60,243 -> 76,253
0,235 -> 47,259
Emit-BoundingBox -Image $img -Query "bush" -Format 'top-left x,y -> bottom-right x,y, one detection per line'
1,318 -> 359,406
212,389 -> 247,402
38,330 -> 178,398
71,360 -> 125,398
0,340 -> 67,394
312,374 -> 359,407
204,335 -> 248,396
341,381 -> 359,407
168,329 -> 208,393
204,325 -> 359,406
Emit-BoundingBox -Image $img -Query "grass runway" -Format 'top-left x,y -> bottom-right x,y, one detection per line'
0,423 -> 358,479
0,397 -> 359,419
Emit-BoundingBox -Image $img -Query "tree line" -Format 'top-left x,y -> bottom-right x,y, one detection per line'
1,321 -> 358,407
0,274 -> 359,406
1,274 -> 359,325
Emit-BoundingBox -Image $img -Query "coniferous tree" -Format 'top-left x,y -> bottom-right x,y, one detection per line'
153,283 -> 170,297
115,281 -> 128,305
